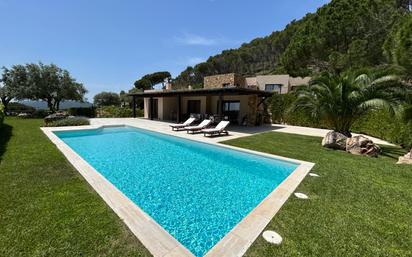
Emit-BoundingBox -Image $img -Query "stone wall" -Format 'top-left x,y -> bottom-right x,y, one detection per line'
204,73 -> 246,88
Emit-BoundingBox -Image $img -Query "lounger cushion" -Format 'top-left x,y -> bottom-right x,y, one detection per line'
170,118 -> 195,128
202,121 -> 230,133
185,119 -> 211,130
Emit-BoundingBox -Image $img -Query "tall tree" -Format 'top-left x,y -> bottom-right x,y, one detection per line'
0,65 -> 28,112
291,71 -> 412,136
53,71 -> 87,111
397,0 -> 412,10
173,0 -> 405,88
24,63 -> 87,112
119,90 -> 128,107
93,92 -> 121,107
134,71 -> 171,90
384,14 -> 412,78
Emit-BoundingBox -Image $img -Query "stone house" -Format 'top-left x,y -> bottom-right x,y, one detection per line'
129,73 -> 310,126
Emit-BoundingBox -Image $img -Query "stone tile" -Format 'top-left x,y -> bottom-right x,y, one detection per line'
205,233 -> 249,257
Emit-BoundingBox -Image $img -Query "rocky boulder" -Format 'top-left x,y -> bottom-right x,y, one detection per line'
346,136 -> 381,157
322,131 -> 348,150
397,151 -> 412,165
44,112 -> 68,125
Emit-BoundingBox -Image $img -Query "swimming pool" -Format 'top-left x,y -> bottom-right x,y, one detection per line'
54,126 -> 299,257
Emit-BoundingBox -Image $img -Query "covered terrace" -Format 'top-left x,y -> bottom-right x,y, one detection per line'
129,87 -> 273,126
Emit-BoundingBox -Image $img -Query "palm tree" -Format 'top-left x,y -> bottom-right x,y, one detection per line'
291,71 -> 411,137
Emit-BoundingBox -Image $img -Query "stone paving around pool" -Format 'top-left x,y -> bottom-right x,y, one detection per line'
89,118 -> 394,146
42,118 -> 316,257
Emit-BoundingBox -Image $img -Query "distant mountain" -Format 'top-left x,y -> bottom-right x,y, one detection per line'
17,100 -> 93,110
173,0 -> 410,88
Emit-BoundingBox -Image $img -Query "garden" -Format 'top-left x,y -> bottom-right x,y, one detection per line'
1,117 -> 411,257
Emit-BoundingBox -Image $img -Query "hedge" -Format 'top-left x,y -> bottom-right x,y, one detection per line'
269,93 -> 412,149
97,106 -> 143,118
352,109 -> 412,149
68,107 -> 96,118
7,102 -> 36,114
0,104 -> 5,127
44,117 -> 90,127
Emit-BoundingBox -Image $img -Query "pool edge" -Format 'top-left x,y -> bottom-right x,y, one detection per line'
41,124 -> 315,257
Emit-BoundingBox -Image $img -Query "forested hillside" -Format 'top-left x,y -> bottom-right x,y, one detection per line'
173,0 -> 411,88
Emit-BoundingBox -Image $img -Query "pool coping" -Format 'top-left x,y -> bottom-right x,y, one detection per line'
41,124 -> 315,257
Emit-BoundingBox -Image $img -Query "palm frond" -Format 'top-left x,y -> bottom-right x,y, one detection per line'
291,71 -> 412,133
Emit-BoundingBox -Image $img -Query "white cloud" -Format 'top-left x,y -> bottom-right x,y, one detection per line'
175,33 -> 218,46
186,57 -> 205,66
174,33 -> 243,47
174,56 -> 206,67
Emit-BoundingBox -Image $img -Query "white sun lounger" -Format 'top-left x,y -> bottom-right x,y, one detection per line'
185,119 -> 212,134
202,121 -> 230,137
169,117 -> 196,131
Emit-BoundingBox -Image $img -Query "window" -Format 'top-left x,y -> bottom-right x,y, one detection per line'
223,101 -> 240,111
217,100 -> 240,124
217,100 -> 240,112
265,84 -> 283,93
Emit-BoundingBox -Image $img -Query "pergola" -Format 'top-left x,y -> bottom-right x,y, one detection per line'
128,87 -> 273,122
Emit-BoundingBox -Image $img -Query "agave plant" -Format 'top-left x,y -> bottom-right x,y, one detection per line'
291,71 -> 411,137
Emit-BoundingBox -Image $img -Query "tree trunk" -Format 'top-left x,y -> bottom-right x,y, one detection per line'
47,98 -> 55,113
54,100 -> 60,111
1,96 -> 12,114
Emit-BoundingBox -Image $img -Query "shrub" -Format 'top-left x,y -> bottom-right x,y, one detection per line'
97,106 -> 143,118
45,117 -> 90,127
32,109 -> 50,118
7,102 -> 36,114
269,93 -> 324,128
44,113 -> 68,125
68,107 -> 96,118
0,104 -> 5,127
269,93 -> 412,148
352,109 -> 412,149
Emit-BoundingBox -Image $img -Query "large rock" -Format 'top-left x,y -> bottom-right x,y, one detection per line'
44,112 -> 68,124
322,131 -> 348,150
397,151 -> 412,165
346,135 -> 381,157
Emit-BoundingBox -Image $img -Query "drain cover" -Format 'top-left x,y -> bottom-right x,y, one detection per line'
294,192 -> 309,199
262,230 -> 282,245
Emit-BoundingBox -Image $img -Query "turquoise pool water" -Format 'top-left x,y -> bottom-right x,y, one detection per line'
55,126 -> 298,257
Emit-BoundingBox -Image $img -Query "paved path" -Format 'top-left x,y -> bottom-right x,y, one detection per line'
270,124 -> 394,146
89,118 -> 394,146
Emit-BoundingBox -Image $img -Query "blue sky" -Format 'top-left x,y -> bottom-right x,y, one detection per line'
0,0 -> 330,100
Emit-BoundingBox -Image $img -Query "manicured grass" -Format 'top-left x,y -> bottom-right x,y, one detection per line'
0,118 -> 151,257
1,118 -> 411,257
222,132 -> 412,257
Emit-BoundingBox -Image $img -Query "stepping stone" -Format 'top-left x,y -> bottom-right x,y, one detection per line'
309,173 -> 320,177
262,230 -> 282,245
294,192 -> 309,199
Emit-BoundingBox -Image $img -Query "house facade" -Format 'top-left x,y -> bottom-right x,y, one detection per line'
129,73 -> 310,126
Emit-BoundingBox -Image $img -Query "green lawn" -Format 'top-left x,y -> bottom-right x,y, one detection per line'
0,118 -> 151,257
1,118 -> 411,257
222,132 -> 412,257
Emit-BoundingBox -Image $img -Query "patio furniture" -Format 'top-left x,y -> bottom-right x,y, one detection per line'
185,119 -> 212,134
202,121 -> 230,137
169,117 -> 196,131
